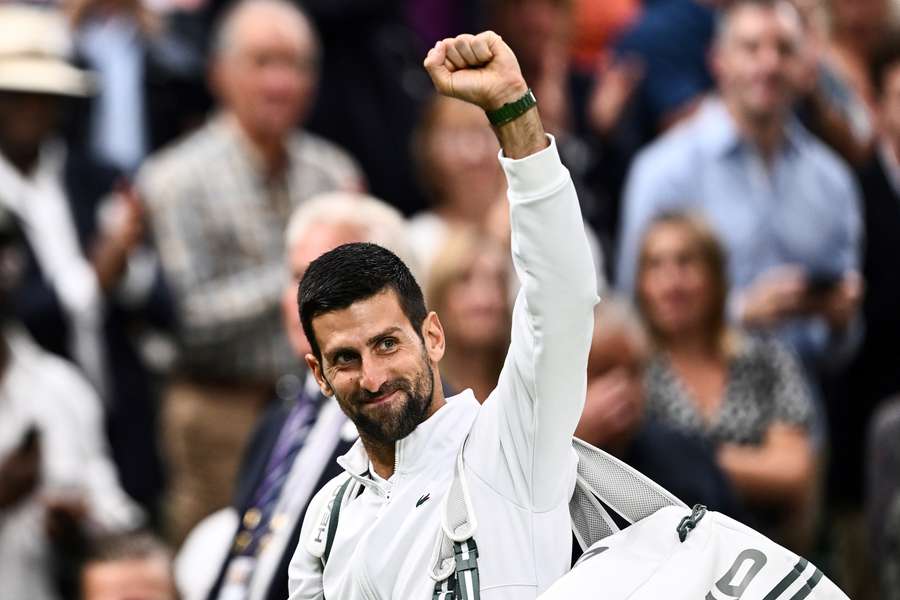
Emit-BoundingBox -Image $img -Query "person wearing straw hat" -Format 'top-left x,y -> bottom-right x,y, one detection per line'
0,3 -> 170,515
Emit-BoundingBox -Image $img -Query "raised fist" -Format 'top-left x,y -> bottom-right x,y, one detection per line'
423,32 -> 529,112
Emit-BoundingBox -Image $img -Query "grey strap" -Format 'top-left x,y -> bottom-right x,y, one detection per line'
322,477 -> 353,566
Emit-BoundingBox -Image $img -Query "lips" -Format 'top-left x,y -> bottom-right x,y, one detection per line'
363,389 -> 401,406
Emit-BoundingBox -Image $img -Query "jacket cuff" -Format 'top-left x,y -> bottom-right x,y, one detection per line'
499,134 -> 569,203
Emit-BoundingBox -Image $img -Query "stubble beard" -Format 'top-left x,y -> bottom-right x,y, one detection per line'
335,351 -> 435,446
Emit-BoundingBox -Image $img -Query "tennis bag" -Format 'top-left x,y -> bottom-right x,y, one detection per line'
427,438 -> 850,600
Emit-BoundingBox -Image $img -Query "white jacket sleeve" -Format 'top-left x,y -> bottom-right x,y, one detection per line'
465,136 -> 599,512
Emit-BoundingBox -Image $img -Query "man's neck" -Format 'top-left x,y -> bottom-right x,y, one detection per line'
723,98 -> 786,163
361,436 -> 396,480
362,383 -> 448,480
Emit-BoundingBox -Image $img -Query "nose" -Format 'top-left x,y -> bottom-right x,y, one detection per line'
758,42 -> 783,74
358,355 -> 389,394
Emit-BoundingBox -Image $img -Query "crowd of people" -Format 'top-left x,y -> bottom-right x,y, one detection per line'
0,0 -> 899,598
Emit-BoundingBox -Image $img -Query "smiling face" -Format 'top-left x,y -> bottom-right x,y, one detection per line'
305,288 -> 445,445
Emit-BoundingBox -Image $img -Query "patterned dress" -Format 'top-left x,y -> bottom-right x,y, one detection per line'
643,336 -> 814,446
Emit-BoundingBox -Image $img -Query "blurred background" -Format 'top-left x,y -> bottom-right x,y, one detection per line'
0,0 -> 899,598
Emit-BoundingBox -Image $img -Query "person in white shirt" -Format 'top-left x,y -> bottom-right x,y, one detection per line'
0,326 -> 142,600
287,32 -> 598,599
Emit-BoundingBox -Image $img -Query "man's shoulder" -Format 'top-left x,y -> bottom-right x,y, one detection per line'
631,111 -> 709,177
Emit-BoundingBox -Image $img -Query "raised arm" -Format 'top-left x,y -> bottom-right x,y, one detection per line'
425,33 -> 599,511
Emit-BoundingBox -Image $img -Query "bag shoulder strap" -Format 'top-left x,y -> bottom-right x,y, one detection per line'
322,476 -> 353,566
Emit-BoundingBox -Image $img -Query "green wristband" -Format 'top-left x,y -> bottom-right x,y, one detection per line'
485,89 -> 537,126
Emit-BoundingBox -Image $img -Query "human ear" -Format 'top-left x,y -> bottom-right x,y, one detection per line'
305,354 -> 333,397
421,311 -> 446,364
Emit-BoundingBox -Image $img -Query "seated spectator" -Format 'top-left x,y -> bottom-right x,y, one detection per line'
0,3 -> 169,515
0,210 -> 142,600
634,212 -> 817,549
617,0 -> 863,387
137,0 -> 363,545
425,227 -> 511,401
576,296 -> 742,517
408,95 -> 506,274
80,532 -> 176,600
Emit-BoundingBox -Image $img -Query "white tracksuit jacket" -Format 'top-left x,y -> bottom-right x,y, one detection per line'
286,136 -> 599,600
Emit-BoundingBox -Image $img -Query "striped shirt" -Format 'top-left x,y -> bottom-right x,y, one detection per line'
138,115 -> 363,382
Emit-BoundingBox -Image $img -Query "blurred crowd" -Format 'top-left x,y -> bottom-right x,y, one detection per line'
1,0 -> 900,598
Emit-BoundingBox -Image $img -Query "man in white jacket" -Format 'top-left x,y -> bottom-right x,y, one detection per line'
287,31 -> 598,599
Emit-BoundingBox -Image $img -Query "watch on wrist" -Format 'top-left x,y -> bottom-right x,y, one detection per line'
485,88 -> 537,127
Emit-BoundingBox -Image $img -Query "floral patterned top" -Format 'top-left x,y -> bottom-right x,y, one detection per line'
643,336 -> 814,446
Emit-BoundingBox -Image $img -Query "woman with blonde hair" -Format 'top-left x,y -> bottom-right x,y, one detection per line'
426,226 -> 511,402
634,211 -> 817,549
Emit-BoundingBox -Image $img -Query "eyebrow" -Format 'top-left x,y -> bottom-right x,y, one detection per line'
367,327 -> 403,347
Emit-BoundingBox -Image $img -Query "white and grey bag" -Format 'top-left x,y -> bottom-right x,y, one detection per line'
427,438 -> 850,600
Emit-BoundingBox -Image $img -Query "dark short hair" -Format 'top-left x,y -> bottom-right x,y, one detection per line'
870,32 -> 900,97
299,243 -> 428,359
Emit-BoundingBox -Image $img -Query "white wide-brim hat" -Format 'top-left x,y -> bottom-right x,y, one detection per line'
0,5 -> 93,97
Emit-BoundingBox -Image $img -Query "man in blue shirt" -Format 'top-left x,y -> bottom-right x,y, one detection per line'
617,0 -> 863,372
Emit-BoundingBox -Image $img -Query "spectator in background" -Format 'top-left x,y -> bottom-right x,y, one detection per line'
263,0 -> 431,216
65,0 -> 214,172
66,0 -> 162,172
0,4 -> 169,515
839,35 -> 900,463
80,532 -> 176,600
0,208 -> 143,600
408,95 -> 506,273
575,297 -> 741,517
568,0 -> 639,75
617,0 -> 863,384
137,0 -> 363,545
820,37 -> 900,598
789,0 -> 875,167
425,227 -> 511,401
634,213 -> 816,549
175,192 -> 410,600
612,0 -> 717,134
824,0 -> 892,114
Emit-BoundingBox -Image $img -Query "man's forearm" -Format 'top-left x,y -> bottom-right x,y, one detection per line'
494,105 -> 549,160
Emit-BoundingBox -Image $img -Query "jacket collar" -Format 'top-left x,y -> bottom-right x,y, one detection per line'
336,390 -> 480,496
